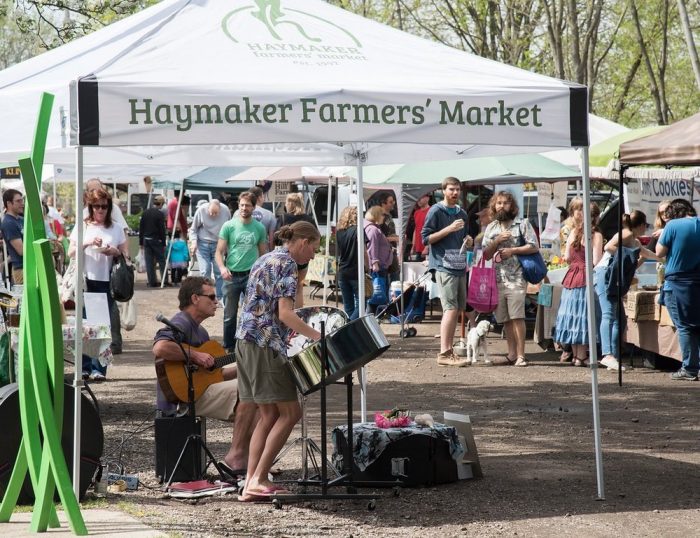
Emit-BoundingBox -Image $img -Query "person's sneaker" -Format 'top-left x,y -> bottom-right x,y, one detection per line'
671,368 -> 698,381
600,356 -> 626,371
437,350 -> 469,367
514,356 -> 528,367
89,372 -> 106,382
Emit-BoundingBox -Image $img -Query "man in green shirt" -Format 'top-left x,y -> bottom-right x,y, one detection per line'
216,192 -> 267,351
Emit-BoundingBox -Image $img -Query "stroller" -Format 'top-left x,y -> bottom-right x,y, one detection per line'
374,271 -> 432,338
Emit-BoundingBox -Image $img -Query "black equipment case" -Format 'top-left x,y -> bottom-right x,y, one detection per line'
335,430 -> 458,487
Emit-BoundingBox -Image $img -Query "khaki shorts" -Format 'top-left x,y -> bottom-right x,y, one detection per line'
236,340 -> 298,404
195,378 -> 237,422
494,283 -> 527,323
436,272 -> 466,311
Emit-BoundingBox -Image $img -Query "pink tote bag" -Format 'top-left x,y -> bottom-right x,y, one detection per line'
468,256 -> 498,313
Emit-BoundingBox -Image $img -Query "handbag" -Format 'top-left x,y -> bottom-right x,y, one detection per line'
110,254 -> 135,302
118,299 -> 137,331
517,222 -> 547,285
467,256 -> 498,313
367,271 -> 389,305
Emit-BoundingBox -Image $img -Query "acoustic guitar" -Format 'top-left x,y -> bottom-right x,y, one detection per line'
155,340 -> 237,404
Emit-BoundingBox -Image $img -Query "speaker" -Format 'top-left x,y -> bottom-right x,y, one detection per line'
0,382 -> 104,503
154,415 -> 206,483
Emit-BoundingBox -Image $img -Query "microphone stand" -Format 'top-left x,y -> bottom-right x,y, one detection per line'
163,325 -> 226,488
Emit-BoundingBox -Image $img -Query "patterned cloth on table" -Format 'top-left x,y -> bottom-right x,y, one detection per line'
331,422 -> 464,472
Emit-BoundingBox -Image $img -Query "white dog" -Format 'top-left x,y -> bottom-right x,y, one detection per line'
466,320 -> 492,365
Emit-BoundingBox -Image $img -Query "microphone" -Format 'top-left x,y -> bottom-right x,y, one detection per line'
156,313 -> 185,334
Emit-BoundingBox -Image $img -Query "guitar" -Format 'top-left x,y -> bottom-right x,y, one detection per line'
155,340 -> 237,404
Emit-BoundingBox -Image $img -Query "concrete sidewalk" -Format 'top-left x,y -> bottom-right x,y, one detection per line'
0,509 -> 165,537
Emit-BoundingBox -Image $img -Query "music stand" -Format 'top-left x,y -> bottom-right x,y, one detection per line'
163,325 -> 226,489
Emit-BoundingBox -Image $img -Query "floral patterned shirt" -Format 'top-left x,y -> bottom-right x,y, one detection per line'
482,218 -> 538,289
235,246 -> 297,355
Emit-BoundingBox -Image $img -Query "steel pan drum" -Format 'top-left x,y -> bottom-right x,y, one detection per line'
286,306 -> 348,357
325,315 -> 390,383
286,306 -> 349,395
286,315 -> 390,395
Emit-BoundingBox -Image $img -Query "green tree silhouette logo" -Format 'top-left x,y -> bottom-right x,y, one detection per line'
222,0 -> 361,47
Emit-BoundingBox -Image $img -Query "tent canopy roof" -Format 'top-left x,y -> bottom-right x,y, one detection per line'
340,153 -> 580,186
0,0 -> 587,167
589,126 -> 666,167
152,166 -> 249,190
619,112 -> 700,166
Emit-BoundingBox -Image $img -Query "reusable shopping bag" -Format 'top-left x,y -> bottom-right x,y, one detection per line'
468,256 -> 498,313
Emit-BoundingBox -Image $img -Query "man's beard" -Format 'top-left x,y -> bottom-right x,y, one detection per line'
495,209 -> 512,221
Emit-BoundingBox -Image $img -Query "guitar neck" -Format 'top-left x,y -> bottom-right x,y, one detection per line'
213,353 -> 237,370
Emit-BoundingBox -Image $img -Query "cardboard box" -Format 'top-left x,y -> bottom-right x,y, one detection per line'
443,411 -> 482,479
624,290 -> 660,322
659,305 -> 675,327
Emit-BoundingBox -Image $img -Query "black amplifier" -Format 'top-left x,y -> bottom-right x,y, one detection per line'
154,415 -> 206,483
335,431 -> 458,487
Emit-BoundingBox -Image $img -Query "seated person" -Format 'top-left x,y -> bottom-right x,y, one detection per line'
152,276 -> 257,478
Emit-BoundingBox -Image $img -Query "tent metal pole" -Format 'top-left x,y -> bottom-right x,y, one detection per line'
617,167 -> 626,387
72,146 -> 85,498
356,155 -> 368,423
162,187 -> 184,289
581,147 -> 605,500
398,184 -> 405,338
322,177 -> 332,306
334,176 -> 340,309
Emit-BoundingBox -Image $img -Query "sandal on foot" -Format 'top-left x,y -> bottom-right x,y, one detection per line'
573,358 -> 583,367
217,461 -> 247,480
514,356 -> 528,367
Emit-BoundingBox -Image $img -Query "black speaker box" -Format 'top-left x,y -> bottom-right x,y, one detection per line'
0,382 -> 103,503
335,431 -> 458,487
154,415 -> 206,483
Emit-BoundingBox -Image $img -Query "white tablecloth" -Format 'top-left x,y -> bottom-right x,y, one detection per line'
10,322 -> 113,367
402,261 -> 440,299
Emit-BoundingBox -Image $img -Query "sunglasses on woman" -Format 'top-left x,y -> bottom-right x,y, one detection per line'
91,204 -> 109,210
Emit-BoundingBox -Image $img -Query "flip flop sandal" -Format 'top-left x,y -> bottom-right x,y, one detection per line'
237,493 -> 270,503
573,358 -> 583,367
217,461 -> 247,480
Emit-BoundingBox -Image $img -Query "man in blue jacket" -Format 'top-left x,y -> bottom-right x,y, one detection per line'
422,177 -> 471,367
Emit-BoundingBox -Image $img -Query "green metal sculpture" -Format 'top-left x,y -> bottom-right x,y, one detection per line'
0,93 -> 87,534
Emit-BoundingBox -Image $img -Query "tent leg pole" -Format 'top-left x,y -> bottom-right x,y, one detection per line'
323,177 -> 332,306
73,146 -> 85,499
581,147 -> 605,501
355,156 -> 367,423
162,188 -> 184,289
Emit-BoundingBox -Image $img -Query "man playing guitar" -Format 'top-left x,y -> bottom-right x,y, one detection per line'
153,276 -> 257,479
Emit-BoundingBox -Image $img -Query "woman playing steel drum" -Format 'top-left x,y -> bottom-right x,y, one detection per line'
235,221 -> 322,502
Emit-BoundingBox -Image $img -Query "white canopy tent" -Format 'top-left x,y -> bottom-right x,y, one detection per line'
0,0 -> 602,498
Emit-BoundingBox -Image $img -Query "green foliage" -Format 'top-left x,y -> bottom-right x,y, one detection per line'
124,211 -> 141,232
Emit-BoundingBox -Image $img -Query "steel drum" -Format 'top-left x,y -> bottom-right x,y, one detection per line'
286,306 -> 348,395
286,306 -> 348,356
286,314 -> 390,395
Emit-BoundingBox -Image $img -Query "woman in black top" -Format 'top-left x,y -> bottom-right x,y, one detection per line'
336,206 -> 361,320
276,193 -> 317,306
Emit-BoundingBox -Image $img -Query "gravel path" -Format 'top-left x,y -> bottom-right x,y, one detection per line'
77,275 -> 700,537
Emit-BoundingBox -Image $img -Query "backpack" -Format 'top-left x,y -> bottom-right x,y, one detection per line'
604,245 -> 640,299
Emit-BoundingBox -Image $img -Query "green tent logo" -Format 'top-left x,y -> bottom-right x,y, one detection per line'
222,0 -> 361,47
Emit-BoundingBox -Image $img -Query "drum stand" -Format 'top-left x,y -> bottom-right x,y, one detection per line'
272,322 -> 398,509
273,394 -> 341,480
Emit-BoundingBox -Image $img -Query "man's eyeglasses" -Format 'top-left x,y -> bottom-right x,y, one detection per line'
91,204 -> 109,210
198,293 -> 217,301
